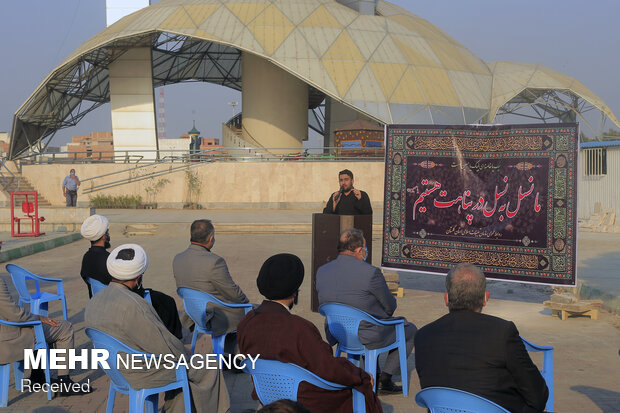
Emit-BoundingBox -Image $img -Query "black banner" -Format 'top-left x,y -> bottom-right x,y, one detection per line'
382,124 -> 578,285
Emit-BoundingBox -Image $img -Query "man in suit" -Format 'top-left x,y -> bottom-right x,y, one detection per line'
86,243 -> 230,413
414,263 -> 549,413
0,278 -> 89,395
238,253 -> 383,413
316,228 -> 417,394
173,219 -> 250,351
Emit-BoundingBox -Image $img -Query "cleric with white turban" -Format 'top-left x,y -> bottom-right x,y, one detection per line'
80,214 -> 109,241
107,244 -> 149,281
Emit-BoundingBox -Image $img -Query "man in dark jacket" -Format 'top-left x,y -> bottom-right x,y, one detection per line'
238,253 -> 382,413
415,263 -> 549,413
323,169 -> 372,215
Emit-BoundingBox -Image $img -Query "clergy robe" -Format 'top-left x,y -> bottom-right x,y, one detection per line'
81,246 -> 183,339
85,282 -> 230,413
237,300 -> 382,413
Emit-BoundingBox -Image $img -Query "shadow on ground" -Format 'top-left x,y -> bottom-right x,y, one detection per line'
571,385 -> 620,413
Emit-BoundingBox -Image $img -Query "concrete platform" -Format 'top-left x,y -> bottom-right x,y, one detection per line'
0,209 -> 617,412
0,207 -> 93,233
0,232 -> 82,263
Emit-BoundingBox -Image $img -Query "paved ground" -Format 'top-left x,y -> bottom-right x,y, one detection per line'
0,209 -> 619,412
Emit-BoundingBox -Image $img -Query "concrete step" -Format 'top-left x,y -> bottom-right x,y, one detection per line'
2,173 -> 52,206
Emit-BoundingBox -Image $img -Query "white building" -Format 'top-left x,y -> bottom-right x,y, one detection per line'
158,138 -> 190,161
578,140 -> 620,221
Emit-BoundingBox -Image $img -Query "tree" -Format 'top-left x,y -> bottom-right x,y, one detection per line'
602,128 -> 620,140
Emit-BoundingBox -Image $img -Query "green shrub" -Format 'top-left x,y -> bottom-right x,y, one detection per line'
89,194 -> 143,208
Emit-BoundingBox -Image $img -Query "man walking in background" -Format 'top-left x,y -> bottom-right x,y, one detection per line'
62,168 -> 80,207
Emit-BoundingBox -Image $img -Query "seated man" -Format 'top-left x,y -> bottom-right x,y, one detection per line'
173,219 -> 250,351
237,254 -> 382,413
85,244 -> 230,413
316,228 -> 417,394
415,263 -> 549,413
0,278 -> 89,395
80,214 -> 183,339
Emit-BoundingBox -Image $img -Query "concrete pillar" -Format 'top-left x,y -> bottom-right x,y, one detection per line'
242,52 -> 308,153
109,47 -> 158,161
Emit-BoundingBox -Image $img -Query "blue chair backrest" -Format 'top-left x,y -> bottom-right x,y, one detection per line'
415,387 -> 510,413
87,278 -> 107,296
521,337 -> 554,412
143,289 -> 152,304
85,328 -> 144,393
247,358 -> 349,405
6,264 -> 39,301
319,303 -> 380,353
177,288 -> 214,330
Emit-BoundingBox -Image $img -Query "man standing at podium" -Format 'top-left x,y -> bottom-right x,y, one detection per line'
323,169 -> 372,215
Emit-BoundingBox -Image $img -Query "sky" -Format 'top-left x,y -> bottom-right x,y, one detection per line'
1,0 -> 619,146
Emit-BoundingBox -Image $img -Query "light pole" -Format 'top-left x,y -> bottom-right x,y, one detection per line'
228,101 -> 238,117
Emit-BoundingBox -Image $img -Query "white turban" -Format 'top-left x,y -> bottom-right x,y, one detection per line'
106,244 -> 149,281
81,214 -> 109,241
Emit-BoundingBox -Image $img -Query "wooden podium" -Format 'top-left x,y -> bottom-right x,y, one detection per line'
311,213 -> 372,312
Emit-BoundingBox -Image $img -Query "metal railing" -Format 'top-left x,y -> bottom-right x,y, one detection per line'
17,147 -> 385,194
20,146 -> 385,165
81,162 -> 205,194
0,159 -> 20,192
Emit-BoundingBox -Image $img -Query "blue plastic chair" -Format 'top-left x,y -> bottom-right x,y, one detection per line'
0,318 -> 52,406
521,337 -> 554,412
85,328 -> 191,413
415,387 -> 510,413
86,277 -> 107,296
143,289 -> 152,304
319,302 -> 409,396
6,264 -> 68,320
177,287 -> 252,354
87,278 -> 152,304
244,358 -> 366,413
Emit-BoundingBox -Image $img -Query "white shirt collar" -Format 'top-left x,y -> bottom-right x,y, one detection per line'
269,300 -> 291,312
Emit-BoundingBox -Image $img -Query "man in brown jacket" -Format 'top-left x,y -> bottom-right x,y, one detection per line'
237,254 -> 382,413
0,278 -> 88,395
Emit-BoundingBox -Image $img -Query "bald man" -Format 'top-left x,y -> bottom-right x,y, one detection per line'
415,263 -> 548,413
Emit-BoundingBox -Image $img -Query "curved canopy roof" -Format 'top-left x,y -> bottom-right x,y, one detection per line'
10,0 -> 619,158
488,61 -> 620,127
11,0 -> 494,158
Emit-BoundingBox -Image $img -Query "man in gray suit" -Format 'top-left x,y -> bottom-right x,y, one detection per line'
316,228 -> 417,394
0,278 -> 89,395
173,219 -> 250,352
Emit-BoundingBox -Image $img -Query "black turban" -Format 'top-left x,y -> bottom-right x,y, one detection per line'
257,253 -> 305,300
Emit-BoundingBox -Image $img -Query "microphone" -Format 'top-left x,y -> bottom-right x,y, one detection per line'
334,186 -> 344,203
